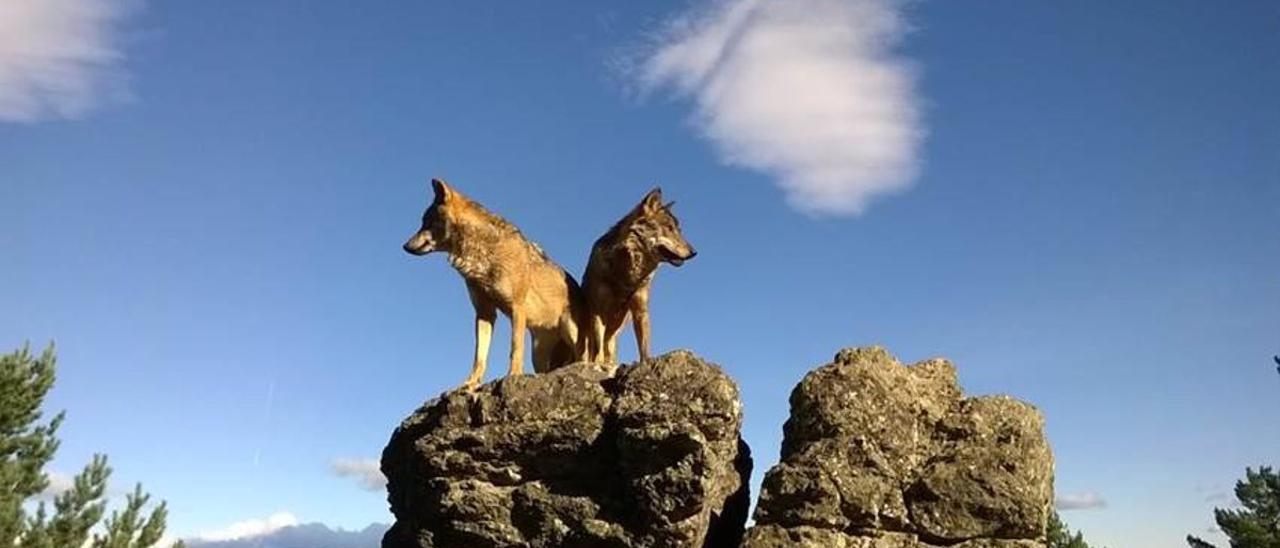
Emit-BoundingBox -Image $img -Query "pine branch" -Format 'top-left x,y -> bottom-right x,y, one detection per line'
1186,535 -> 1217,548
44,453 -> 111,548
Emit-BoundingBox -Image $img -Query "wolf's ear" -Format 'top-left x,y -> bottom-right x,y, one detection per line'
431,178 -> 455,204
640,187 -> 664,212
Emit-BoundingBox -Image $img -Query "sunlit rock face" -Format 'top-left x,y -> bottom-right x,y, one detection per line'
380,351 -> 751,548
379,345 -> 1052,548
743,346 -> 1053,548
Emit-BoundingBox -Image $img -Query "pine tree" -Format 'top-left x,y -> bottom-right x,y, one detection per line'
0,344 -> 61,546
1047,510 -> 1092,548
1187,467 -> 1280,548
0,344 -> 182,548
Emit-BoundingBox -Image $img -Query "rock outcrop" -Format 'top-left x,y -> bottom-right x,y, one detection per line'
381,351 -> 752,548
743,347 -> 1054,548
381,346 -> 1053,548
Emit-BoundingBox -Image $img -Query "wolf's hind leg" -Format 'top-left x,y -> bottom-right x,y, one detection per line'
559,315 -> 587,363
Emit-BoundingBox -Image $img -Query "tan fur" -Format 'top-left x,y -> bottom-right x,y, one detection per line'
404,179 -> 588,390
582,188 -> 696,364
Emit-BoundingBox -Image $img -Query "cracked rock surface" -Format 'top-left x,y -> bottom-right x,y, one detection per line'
743,347 -> 1053,548
381,351 -> 752,548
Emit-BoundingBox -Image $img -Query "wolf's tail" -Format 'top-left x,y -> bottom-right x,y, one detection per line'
548,339 -> 578,371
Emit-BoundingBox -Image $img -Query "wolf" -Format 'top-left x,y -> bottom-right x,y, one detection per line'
582,187 -> 697,364
403,179 -> 587,390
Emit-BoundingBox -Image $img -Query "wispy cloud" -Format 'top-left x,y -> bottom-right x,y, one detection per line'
0,0 -> 138,122
1203,490 -> 1231,504
632,0 -> 924,216
195,511 -> 299,542
1195,482 -> 1233,504
1056,491 -> 1107,511
330,457 -> 386,491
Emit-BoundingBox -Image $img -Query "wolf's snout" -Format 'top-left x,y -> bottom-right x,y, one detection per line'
685,248 -> 697,260
403,234 -> 430,256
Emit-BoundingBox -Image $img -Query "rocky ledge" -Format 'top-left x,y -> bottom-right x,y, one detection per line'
381,351 -> 752,548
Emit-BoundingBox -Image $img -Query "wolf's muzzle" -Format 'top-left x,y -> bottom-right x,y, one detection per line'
403,241 -> 428,255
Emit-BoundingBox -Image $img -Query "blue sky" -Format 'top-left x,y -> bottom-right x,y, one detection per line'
2,1 -> 1278,546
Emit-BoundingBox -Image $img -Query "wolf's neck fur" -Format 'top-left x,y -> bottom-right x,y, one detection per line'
446,202 -> 548,281
596,216 -> 659,293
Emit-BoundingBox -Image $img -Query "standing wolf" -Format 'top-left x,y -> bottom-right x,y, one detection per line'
582,188 -> 697,364
403,179 -> 587,390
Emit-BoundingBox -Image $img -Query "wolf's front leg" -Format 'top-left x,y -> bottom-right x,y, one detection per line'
601,309 -> 628,364
465,309 -> 495,391
508,307 -> 526,377
590,314 -> 607,362
464,282 -> 497,391
629,288 -> 651,362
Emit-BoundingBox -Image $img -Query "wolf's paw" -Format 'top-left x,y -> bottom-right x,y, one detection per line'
458,378 -> 481,393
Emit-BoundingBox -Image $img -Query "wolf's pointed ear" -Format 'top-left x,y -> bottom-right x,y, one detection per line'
640,187 -> 663,212
431,178 -> 455,204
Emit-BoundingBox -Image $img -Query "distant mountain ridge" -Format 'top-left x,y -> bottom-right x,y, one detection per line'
187,522 -> 387,548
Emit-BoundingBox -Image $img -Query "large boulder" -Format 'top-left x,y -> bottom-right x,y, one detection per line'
381,351 -> 752,548
744,347 -> 1053,548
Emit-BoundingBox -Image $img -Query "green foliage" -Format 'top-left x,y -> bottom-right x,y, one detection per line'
0,344 -> 178,548
0,344 -> 62,546
1187,466 -> 1280,548
1048,510 -> 1092,548
94,484 -> 172,548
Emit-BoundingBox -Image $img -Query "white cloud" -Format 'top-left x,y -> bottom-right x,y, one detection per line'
330,457 -> 387,491
1056,491 -> 1107,511
195,511 -> 299,542
633,0 -> 924,216
36,471 -> 75,502
0,0 -> 137,122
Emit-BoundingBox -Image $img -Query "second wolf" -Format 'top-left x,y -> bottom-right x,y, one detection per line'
582,188 -> 697,364
403,179 -> 588,390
